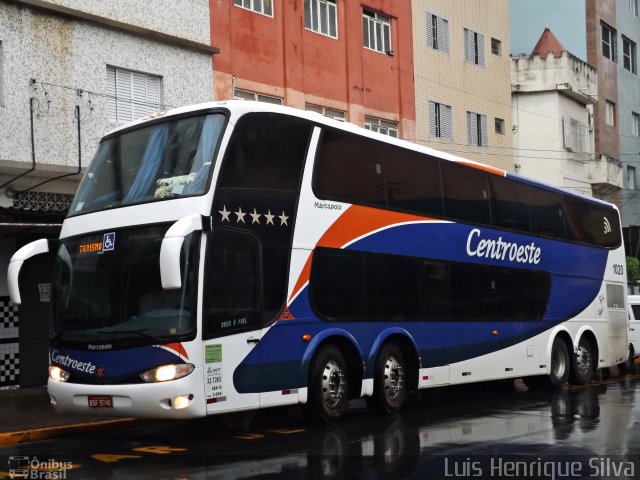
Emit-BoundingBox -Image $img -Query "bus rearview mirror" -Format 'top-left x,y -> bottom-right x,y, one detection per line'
7,238 -> 51,305
160,214 -> 206,289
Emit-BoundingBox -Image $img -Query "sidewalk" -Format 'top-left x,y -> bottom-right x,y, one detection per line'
0,387 -> 139,447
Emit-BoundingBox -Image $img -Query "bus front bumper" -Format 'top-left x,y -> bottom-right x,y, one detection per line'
47,368 -> 206,419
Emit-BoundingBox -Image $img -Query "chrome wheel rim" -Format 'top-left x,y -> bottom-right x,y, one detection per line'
321,359 -> 346,409
383,355 -> 404,401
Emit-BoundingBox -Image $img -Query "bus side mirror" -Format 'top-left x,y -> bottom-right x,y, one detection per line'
7,238 -> 51,305
160,214 -> 206,289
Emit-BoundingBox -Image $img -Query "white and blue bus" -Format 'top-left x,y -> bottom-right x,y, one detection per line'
8,101 -> 628,422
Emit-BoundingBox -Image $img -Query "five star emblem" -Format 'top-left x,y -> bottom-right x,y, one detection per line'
218,206 -> 291,227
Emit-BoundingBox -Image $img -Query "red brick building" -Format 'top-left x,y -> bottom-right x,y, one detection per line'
211,0 -> 416,140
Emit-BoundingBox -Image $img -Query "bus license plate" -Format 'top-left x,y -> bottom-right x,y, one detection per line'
88,395 -> 113,408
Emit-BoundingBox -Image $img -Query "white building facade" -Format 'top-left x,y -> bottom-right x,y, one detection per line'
512,49 -> 599,196
0,0 -> 216,388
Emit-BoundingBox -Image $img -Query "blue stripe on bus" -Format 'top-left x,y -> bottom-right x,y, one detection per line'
233,223 -> 609,393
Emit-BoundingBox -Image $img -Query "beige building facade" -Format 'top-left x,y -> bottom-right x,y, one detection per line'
412,0 -> 513,171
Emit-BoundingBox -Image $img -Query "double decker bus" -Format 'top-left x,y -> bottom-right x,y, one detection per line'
8,101 -> 628,422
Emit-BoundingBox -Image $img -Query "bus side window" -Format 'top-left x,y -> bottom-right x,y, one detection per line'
203,228 -> 262,339
490,175 -> 532,232
529,188 -> 566,240
441,162 -> 491,225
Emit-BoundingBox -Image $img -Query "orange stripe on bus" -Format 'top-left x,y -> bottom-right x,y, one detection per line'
455,160 -> 506,177
287,205 -> 428,303
163,343 -> 189,360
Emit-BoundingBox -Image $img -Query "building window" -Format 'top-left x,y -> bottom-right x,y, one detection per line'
601,22 -> 617,62
495,118 -> 505,135
106,66 -> 161,124
467,111 -> 488,147
364,115 -> 398,137
464,28 -> 485,67
426,12 -> 449,53
631,0 -> 639,16
623,36 -> 637,73
628,166 -> 637,190
233,0 -> 273,17
305,103 -> 346,121
491,38 -> 502,56
363,9 -> 392,54
633,112 -> 640,136
605,100 -> 616,126
428,101 -> 452,140
234,88 -> 283,104
563,117 -> 587,152
305,0 -> 337,38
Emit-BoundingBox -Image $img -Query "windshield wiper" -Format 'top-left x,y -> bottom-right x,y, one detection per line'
98,328 -> 165,343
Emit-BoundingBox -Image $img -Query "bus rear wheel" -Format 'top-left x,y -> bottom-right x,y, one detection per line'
306,345 -> 349,423
367,342 -> 407,413
548,337 -> 570,390
570,336 -> 595,385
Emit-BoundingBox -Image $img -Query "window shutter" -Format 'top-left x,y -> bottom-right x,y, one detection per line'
467,111 -> 477,145
443,105 -> 452,139
480,114 -> 488,146
439,17 -> 449,53
428,101 -> 436,137
477,33 -> 485,66
146,75 -> 160,113
115,69 -> 133,122
106,66 -> 117,121
426,13 -> 434,49
132,73 -> 148,119
464,29 -> 473,62
562,116 -> 571,150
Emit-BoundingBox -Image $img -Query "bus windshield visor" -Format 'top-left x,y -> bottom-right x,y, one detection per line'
69,113 -> 226,215
52,224 -> 198,347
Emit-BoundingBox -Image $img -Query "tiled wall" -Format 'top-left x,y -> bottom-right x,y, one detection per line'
0,297 -> 19,389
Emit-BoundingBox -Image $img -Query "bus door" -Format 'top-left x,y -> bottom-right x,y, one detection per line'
202,227 -> 263,413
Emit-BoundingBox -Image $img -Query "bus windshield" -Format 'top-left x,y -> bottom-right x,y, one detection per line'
69,112 -> 226,216
51,225 -> 198,348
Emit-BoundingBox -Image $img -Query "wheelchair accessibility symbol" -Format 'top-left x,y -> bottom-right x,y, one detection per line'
103,232 -> 116,252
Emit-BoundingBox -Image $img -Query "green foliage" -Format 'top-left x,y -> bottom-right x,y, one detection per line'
627,256 -> 640,284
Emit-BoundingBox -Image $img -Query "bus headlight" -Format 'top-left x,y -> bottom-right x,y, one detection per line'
49,366 -> 70,382
140,363 -> 195,383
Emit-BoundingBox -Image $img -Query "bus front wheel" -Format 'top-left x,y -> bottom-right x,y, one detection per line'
367,342 -> 407,413
306,345 -> 349,423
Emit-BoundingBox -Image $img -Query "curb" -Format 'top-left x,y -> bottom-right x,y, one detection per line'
0,418 -> 138,447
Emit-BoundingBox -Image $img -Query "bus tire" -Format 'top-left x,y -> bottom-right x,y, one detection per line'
570,336 -> 595,385
367,342 -> 407,413
548,337 -> 570,390
306,345 -> 349,423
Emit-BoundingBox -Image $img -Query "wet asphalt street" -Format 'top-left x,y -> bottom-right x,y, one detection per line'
1,374 -> 639,479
